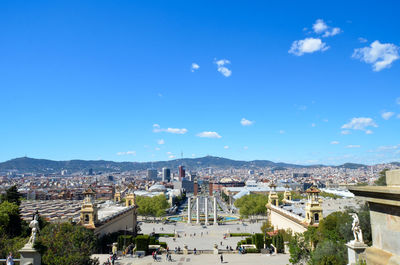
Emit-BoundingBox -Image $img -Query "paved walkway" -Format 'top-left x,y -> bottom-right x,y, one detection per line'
93,253 -> 289,265
140,222 -> 265,250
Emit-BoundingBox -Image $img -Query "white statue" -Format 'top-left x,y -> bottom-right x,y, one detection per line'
27,214 -> 40,245
350,213 -> 363,243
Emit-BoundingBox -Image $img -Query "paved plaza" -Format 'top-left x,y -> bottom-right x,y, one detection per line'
93,253 -> 290,265
140,221 -> 266,250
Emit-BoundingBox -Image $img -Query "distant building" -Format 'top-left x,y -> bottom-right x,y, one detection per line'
147,169 -> 158,180
173,178 -> 194,193
292,173 -> 310,178
162,168 -> 171,182
178,166 -> 185,180
88,168 -> 94,176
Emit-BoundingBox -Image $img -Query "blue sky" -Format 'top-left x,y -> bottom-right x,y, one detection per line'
0,0 -> 399,165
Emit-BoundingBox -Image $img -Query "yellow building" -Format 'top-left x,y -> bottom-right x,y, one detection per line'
79,188 -> 98,229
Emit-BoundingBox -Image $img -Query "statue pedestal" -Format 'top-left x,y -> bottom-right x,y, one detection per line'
346,241 -> 367,265
19,244 -> 41,265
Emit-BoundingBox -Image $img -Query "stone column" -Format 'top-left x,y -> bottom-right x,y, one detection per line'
205,197 -> 209,225
213,196 -> 217,225
187,197 -> 191,224
196,197 -> 200,224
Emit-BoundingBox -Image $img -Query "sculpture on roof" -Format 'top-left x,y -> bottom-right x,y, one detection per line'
350,213 -> 363,243
27,213 -> 40,245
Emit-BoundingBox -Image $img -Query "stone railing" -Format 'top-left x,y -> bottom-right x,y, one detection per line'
269,204 -> 304,222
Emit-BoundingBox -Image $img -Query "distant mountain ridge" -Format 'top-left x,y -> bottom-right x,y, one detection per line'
0,156 -> 388,174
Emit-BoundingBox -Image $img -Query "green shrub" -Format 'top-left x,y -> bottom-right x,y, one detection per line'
252,233 -> 264,250
245,248 -> 260,253
245,237 -> 252,244
230,233 -> 252,237
156,233 -> 175,237
159,242 -> 167,249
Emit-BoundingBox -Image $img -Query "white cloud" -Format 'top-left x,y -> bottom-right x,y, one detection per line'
289,38 -> 329,56
153,124 -> 188,134
323,27 -> 341,37
157,139 -> 165,145
382,112 -> 395,120
377,145 -> 399,151
313,19 -> 328,34
279,130 -> 285,134
331,141 -> 340,145
312,19 -> 341,37
341,117 -> 378,132
323,119 -> 329,122
358,37 -> 368,43
352,40 -> 399,71
240,118 -> 254,126
191,63 -> 200,72
311,123 -> 316,127
166,151 -> 172,155
191,154 -> 196,157
214,59 -> 232,77
397,114 -> 400,119
169,155 -> 175,159
116,151 -> 136,156
346,145 -> 361,148
365,130 -> 373,135
155,147 -> 160,151
396,97 -> 400,105
224,145 -> 230,149
196,131 -> 222,138
341,130 -> 351,135
243,146 -> 248,150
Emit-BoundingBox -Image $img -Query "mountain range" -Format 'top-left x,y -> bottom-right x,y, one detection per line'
0,156 -> 384,174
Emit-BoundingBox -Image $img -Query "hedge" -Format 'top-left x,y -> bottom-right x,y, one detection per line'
135,235 -> 150,253
230,233 -> 252,237
159,242 -> 167,249
156,233 -> 175,237
117,235 -> 135,250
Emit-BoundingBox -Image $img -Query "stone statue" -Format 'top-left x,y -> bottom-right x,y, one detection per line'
350,213 -> 363,243
27,214 -> 40,245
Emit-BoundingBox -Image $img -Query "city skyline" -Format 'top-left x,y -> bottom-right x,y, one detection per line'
1,1 -> 399,165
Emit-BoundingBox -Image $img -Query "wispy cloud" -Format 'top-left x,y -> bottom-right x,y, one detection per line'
396,97 -> 400,105
116,151 -> 136,156
240,118 -> 254,126
191,63 -> 200,72
157,139 -> 165,145
196,131 -> 222,138
358,37 -> 368,43
279,130 -> 285,134
341,130 -> 351,135
341,117 -> 377,134
243,146 -> 248,150
346,145 -> 361,148
214,59 -> 232,77
331,141 -> 340,145
311,123 -> 316,127
352,41 -> 399,71
289,38 -> 329,56
224,145 -> 229,149
382,111 -> 395,120
153,124 -> 188,134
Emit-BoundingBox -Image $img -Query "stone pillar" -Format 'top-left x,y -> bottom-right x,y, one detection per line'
213,196 -> 217,225
187,197 -> 191,224
346,242 -> 367,265
20,244 -> 41,265
205,197 -> 209,225
196,197 -> 200,224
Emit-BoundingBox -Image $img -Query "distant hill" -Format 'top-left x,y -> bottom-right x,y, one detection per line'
0,156 -> 305,174
1,156 -> 397,174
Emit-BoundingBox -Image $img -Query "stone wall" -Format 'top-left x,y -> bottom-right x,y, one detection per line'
270,209 -> 307,234
95,208 -> 137,237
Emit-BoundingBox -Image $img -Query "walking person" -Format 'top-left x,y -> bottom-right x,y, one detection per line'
220,254 -> 224,263
6,252 -> 14,265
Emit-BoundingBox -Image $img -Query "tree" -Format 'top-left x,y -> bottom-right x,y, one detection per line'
0,201 -> 23,237
375,169 -> 388,186
34,222 -> 99,265
310,240 -> 347,265
289,233 -> 310,265
136,195 -> 169,217
1,185 -> 22,206
234,194 -> 268,218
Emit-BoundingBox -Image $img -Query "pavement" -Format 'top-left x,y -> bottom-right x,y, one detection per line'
93,253 -> 290,265
140,222 -> 267,250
